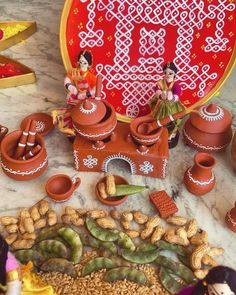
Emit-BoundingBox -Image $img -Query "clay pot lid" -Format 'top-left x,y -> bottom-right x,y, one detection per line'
71,99 -> 106,126
190,103 -> 232,134
20,113 -> 54,136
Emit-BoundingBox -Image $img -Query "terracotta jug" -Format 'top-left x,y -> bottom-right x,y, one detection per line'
184,152 -> 216,196
225,202 -> 236,233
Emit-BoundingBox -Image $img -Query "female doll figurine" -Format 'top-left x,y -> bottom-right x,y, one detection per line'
177,266 -> 236,295
150,61 -> 185,148
0,234 -> 21,295
0,234 -> 56,295
52,50 -> 97,136
64,49 -> 97,105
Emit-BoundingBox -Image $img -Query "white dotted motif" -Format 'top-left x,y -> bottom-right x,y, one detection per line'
139,28 -> 166,57
139,161 -> 154,174
83,155 -> 98,168
36,121 -> 45,133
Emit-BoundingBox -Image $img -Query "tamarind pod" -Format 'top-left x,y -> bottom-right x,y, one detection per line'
40,258 -> 77,278
121,249 -> 159,264
155,255 -> 196,284
104,267 -> 147,285
136,243 -> 158,252
81,257 -> 116,276
117,232 -> 136,251
35,224 -> 65,243
155,240 -> 189,256
58,227 -> 82,264
14,249 -> 44,267
36,239 -> 68,259
86,217 -> 119,242
159,267 -> 187,294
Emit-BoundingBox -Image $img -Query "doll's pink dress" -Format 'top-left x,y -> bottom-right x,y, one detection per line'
177,286 -> 194,295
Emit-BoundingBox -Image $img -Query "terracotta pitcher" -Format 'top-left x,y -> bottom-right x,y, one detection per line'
225,202 -> 236,233
184,152 -> 216,196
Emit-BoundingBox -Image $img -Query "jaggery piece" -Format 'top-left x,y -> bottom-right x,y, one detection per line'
149,190 -> 178,218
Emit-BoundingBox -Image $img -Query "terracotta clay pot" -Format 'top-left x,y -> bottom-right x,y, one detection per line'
46,174 -> 81,202
225,202 -> 236,233
231,132 -> 236,170
95,175 -> 128,206
183,103 -> 232,152
130,115 -> 163,146
71,99 -> 117,142
1,130 -> 48,181
184,152 -> 216,196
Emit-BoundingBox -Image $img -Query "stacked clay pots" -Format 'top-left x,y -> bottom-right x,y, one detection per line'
70,98 -> 117,142
183,103 -> 232,152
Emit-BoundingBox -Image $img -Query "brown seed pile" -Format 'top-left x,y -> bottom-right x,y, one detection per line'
38,251 -> 170,295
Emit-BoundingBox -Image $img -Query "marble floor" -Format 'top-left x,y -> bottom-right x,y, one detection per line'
0,0 -> 236,270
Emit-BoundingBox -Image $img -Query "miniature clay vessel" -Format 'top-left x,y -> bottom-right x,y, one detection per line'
130,115 -> 163,147
95,175 -> 128,206
225,202 -> 236,233
184,152 -> 216,196
20,112 -> 54,136
231,132 -> 236,170
46,174 -> 81,202
183,103 -> 232,152
1,130 -> 48,181
71,99 -> 117,142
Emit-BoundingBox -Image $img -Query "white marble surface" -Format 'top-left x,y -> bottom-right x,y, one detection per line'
0,0 -> 236,269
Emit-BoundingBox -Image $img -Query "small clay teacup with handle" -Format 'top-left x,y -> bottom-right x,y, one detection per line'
46,174 -> 81,202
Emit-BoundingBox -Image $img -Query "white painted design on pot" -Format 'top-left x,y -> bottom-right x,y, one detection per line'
1,157 -> 48,176
102,153 -> 136,174
183,129 -> 228,151
73,150 -> 80,170
139,161 -> 154,174
83,155 -> 98,168
199,105 -> 224,121
79,102 -> 97,114
36,121 -> 45,132
73,123 -> 117,138
226,212 -> 236,227
132,134 -> 160,144
136,148 -> 149,155
162,159 -> 168,178
92,144 -> 105,150
186,168 -> 214,186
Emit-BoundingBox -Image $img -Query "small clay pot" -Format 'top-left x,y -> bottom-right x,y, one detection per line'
183,103 -> 232,152
130,115 -> 163,146
184,152 -> 216,196
95,175 -> 128,206
46,174 -> 81,202
1,130 -> 48,181
225,202 -> 236,233
71,100 -> 117,141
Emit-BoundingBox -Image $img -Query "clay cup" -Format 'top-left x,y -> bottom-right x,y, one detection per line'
46,174 -> 81,202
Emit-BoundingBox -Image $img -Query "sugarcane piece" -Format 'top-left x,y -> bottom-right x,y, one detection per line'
25,120 -> 37,153
14,120 -> 31,159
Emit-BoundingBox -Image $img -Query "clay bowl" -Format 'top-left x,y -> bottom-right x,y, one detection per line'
95,175 -> 128,206
1,130 -> 48,181
46,174 -> 81,202
130,116 -> 163,146
72,101 -> 117,141
20,112 -> 54,136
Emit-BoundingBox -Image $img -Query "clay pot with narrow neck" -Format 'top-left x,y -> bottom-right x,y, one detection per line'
184,152 -> 216,196
225,202 -> 236,233
1,130 -> 48,181
183,103 -> 232,152
70,99 -> 117,142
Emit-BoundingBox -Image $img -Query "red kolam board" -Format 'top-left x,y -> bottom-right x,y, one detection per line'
60,0 -> 236,122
